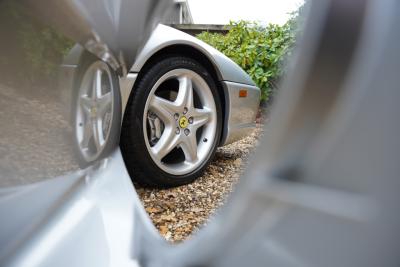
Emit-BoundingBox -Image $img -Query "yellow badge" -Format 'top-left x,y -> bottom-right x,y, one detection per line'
179,116 -> 189,128
90,107 -> 97,116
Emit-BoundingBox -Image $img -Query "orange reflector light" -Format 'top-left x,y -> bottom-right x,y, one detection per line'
239,89 -> 248,98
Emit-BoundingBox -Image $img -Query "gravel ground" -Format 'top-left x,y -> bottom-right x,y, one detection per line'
137,123 -> 264,242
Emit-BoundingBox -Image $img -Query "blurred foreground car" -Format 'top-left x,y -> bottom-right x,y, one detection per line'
62,24 -> 260,187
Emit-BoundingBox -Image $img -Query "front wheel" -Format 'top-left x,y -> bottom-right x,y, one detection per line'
121,56 -> 222,187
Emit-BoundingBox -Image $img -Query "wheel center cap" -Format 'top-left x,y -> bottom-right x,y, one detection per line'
179,116 -> 189,129
90,107 -> 97,117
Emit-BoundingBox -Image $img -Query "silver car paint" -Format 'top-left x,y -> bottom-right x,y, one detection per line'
0,151 -> 156,267
120,73 -> 139,116
221,81 -> 260,144
131,24 -> 256,86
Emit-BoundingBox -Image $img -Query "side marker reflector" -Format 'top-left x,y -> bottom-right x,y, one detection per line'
239,89 -> 248,98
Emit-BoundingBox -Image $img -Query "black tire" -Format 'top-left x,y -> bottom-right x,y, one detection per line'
72,52 -> 121,167
120,56 -> 222,188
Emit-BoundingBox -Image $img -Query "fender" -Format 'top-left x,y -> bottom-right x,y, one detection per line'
131,24 -> 255,86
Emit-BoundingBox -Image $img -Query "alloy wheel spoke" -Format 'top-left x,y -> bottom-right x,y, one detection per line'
93,69 -> 103,99
97,92 -> 112,117
92,119 -> 104,152
151,128 -> 179,161
192,108 -> 212,129
176,75 -> 194,109
149,95 -> 178,123
181,135 -> 198,163
80,95 -> 95,114
80,120 -> 94,149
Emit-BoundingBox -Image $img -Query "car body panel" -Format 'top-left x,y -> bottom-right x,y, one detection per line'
60,24 -> 261,146
0,151 -> 158,267
221,81 -> 260,144
120,73 -> 139,116
130,24 -> 256,86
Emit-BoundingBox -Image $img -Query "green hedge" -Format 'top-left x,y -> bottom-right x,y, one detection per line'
197,13 -> 301,102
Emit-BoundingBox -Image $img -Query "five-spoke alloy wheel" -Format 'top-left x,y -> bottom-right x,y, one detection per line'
121,56 -> 222,187
73,53 -> 121,166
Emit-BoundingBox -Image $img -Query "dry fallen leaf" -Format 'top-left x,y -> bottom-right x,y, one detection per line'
160,214 -> 177,222
159,225 -> 168,235
145,207 -> 162,213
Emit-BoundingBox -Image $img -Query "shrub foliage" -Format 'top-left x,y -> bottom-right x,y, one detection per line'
197,15 -> 300,102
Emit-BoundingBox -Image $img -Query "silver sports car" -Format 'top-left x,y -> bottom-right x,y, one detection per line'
61,24 -> 260,187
